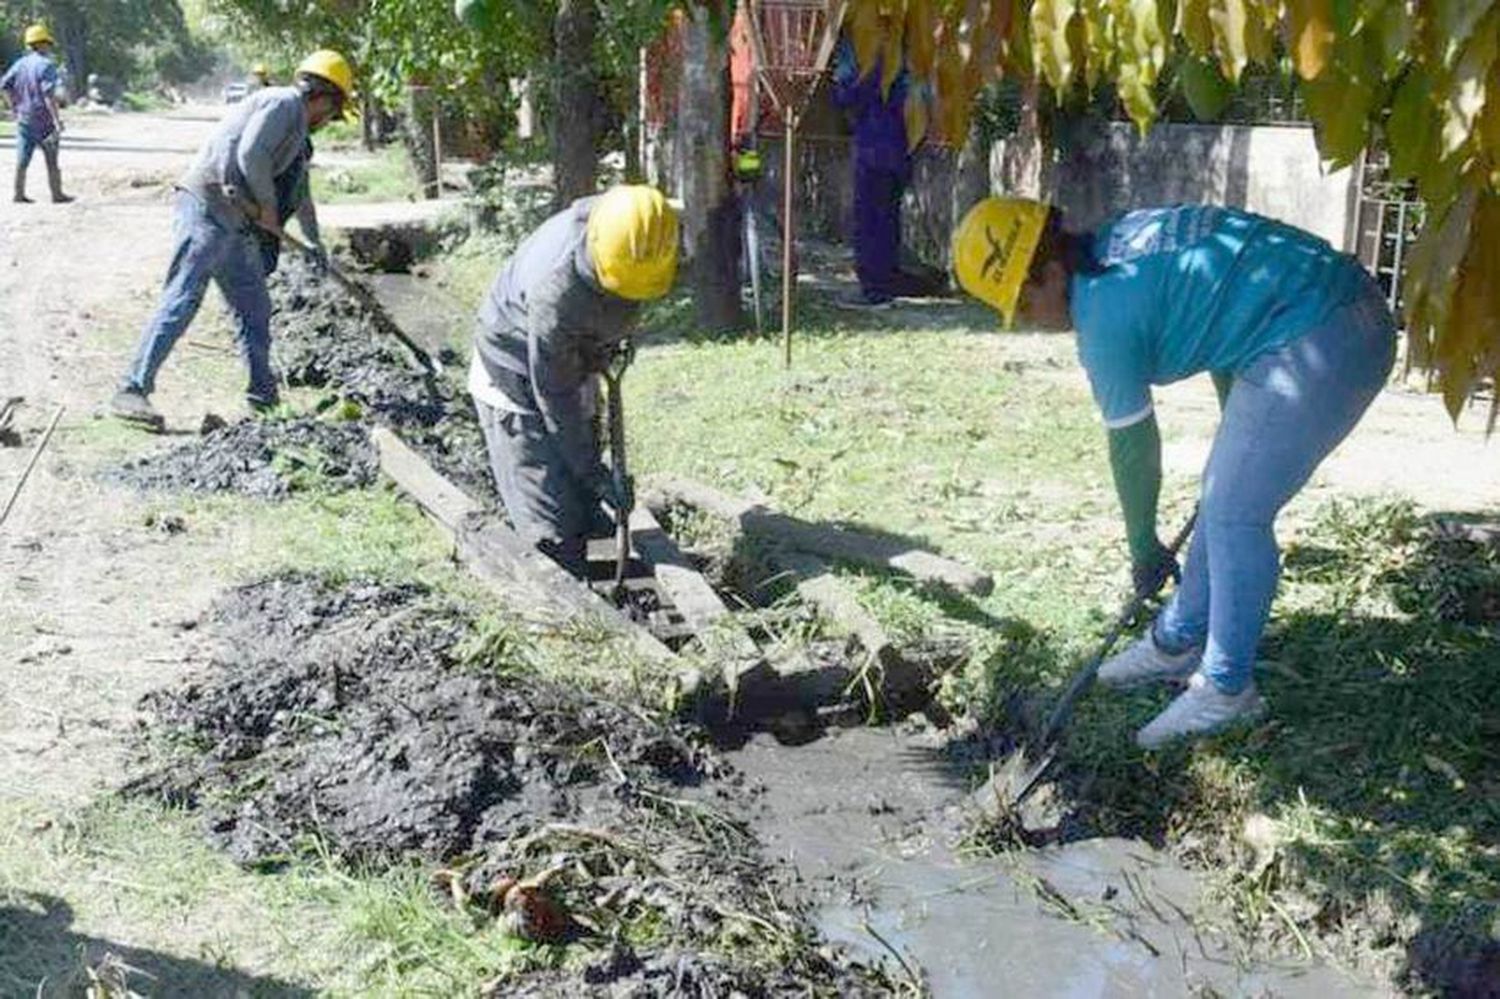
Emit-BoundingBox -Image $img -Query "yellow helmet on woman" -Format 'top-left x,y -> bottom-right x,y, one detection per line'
952,197 -> 1051,327
587,185 -> 680,301
24,24 -> 55,48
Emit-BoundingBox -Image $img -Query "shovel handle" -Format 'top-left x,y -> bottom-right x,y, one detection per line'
1036,507 -> 1199,747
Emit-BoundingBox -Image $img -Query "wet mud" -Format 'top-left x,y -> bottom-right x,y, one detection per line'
268,258 -> 496,499
128,574 -> 901,996
109,417 -> 376,498
728,726 -> 1373,999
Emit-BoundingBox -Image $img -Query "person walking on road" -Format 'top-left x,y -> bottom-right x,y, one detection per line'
111,50 -> 355,431
468,184 -> 679,576
1,24 -> 72,204
953,198 -> 1397,748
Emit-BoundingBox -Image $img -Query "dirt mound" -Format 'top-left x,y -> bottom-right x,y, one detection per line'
269,259 -> 496,498
110,417 -> 376,498
128,575 -> 900,995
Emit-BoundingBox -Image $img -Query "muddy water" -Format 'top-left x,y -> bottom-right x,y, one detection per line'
727,727 -> 1370,998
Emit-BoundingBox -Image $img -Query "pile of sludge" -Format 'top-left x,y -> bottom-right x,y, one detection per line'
127,574 -> 901,997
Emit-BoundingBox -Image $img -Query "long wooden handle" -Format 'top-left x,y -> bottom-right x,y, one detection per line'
1036,507 -> 1200,747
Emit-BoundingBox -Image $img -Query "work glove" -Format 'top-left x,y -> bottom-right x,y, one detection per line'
598,471 -> 634,518
307,242 -> 330,277
1131,538 -> 1181,601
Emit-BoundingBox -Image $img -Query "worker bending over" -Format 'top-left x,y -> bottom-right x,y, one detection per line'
1,24 -> 71,204
469,185 -> 679,576
110,50 -> 353,430
954,199 -> 1395,747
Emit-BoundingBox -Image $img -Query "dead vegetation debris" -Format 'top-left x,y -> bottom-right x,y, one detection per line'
127,574 -> 904,996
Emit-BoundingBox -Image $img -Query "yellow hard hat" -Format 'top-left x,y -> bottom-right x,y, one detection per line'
24,24 -> 55,47
252,62 -> 270,76
952,197 -> 1051,327
587,185 -> 680,301
296,49 -> 355,109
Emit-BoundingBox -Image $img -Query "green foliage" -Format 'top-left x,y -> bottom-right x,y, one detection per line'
0,0 -> 214,89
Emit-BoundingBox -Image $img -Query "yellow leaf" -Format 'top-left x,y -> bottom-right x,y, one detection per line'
1244,0 -> 1275,64
1080,0 -> 1114,89
1444,193 -> 1500,419
1441,9 -> 1500,159
1174,0 -> 1214,57
905,0 -> 937,77
1118,61 -> 1158,134
1480,53 -> 1500,162
1209,0 -> 1249,82
985,0 -> 1017,80
904,83 -> 930,150
1031,0 -> 1079,93
848,0 -> 886,80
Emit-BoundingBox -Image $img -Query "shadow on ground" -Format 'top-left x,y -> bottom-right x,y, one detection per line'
0,893 -> 314,998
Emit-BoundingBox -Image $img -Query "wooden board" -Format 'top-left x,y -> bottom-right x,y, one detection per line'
628,505 -> 763,673
647,475 -> 994,596
371,427 -> 678,666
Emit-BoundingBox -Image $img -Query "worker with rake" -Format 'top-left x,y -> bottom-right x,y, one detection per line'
468,185 -> 679,576
953,198 -> 1396,747
110,50 -> 355,431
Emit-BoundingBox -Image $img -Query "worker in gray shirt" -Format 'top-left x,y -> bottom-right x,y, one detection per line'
470,185 -> 679,575
111,50 -> 355,431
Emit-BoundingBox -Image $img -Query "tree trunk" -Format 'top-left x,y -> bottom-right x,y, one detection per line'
49,1 -> 88,107
402,84 -> 439,200
551,0 -> 601,207
998,78 -> 1053,199
678,2 -> 743,331
953,117 -> 993,233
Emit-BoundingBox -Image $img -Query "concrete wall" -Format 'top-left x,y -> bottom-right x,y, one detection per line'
1049,121 -> 1357,250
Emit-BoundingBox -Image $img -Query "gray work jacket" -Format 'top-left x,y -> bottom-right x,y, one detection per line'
180,87 -> 316,239
473,197 -> 640,486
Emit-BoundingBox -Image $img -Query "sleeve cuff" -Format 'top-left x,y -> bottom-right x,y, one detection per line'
1103,403 -> 1154,430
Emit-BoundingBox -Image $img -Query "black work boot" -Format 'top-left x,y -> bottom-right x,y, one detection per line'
45,155 -> 71,203
13,166 -> 30,204
110,387 -> 165,432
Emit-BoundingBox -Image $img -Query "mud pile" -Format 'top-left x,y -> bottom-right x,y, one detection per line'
269,258 -> 496,498
129,575 -> 899,996
110,417 -> 376,498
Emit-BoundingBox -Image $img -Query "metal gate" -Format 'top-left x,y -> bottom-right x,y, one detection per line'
1351,150 -> 1425,318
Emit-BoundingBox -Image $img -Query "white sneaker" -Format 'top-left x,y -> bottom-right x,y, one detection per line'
1135,672 -> 1267,749
1097,632 -> 1202,688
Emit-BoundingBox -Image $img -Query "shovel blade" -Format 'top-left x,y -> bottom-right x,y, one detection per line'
970,742 -> 1059,821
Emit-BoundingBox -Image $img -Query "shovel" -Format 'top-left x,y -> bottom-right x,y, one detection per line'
978,508 -> 1199,815
602,348 -> 634,601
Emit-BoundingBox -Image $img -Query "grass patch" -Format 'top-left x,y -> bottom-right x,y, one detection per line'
0,796 -> 550,996
310,144 -> 418,204
119,91 -> 170,113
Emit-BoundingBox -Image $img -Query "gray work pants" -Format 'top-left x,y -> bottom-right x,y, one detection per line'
474,398 -> 608,577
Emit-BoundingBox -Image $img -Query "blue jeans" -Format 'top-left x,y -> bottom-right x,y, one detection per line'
1154,282 -> 1397,694
122,190 -> 277,406
14,122 -> 61,197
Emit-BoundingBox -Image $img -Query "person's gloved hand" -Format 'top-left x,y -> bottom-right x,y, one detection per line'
307,242 -> 330,277
595,469 -> 633,516
1132,538 -> 1181,601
